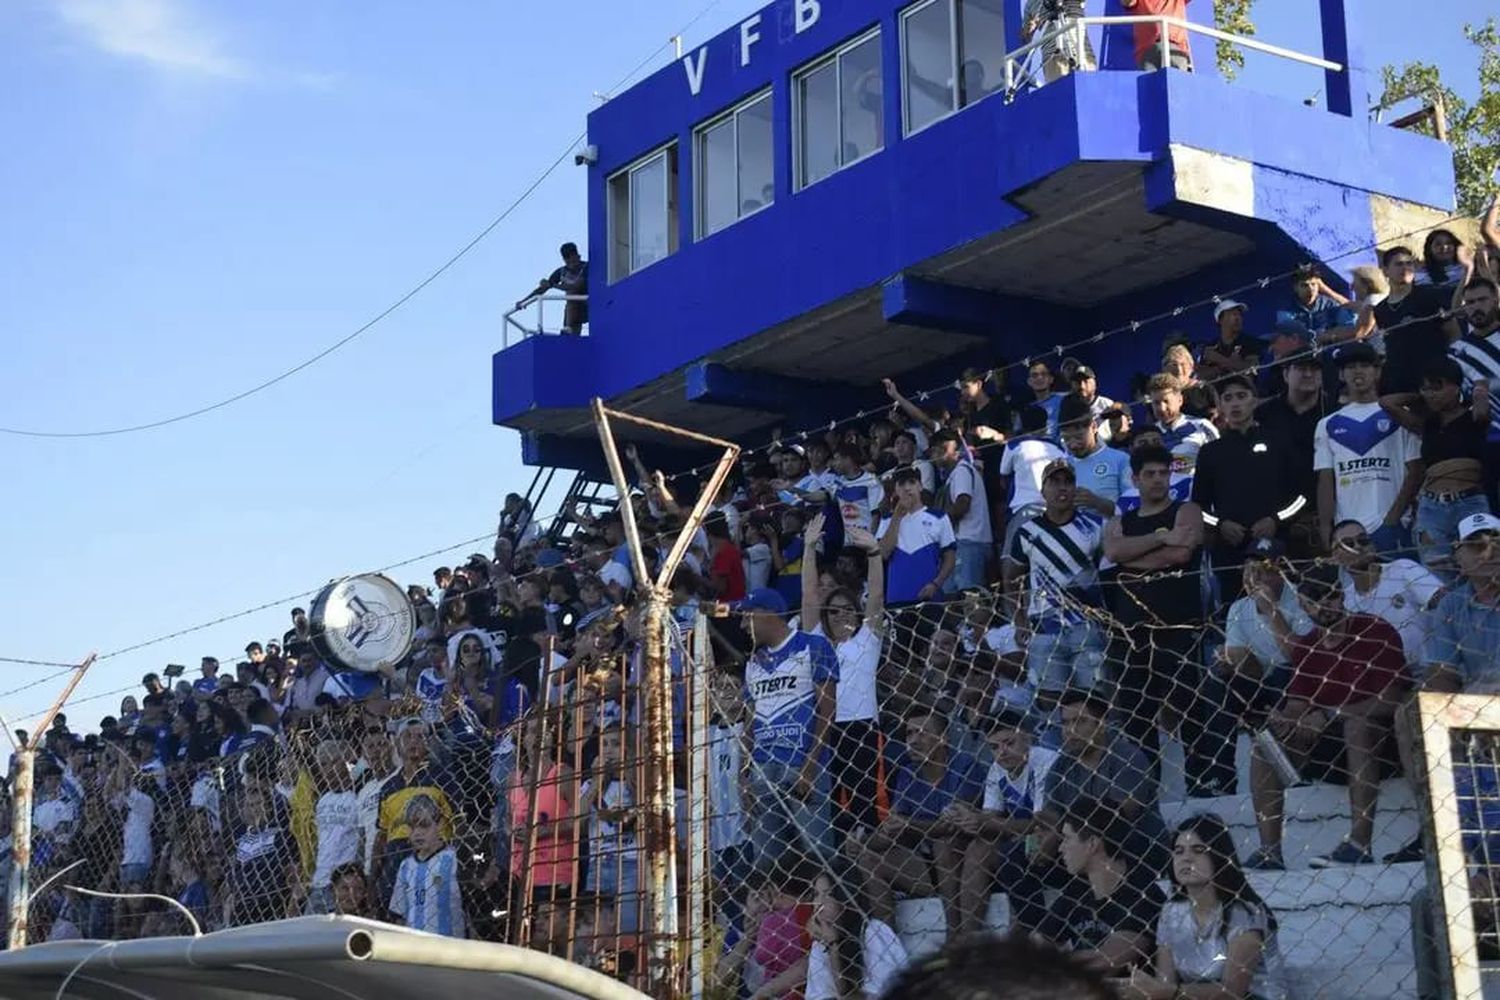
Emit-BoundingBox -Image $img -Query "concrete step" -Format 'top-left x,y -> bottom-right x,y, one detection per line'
892,862 -> 1429,1000
1161,779 -> 1421,870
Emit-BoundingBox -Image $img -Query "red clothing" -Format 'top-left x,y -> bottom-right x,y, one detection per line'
1286,614 -> 1407,708
710,542 -> 747,600
1127,0 -> 1191,63
752,903 -> 813,1000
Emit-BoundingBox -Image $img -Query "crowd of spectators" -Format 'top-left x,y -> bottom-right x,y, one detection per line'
4,217 -> 1500,999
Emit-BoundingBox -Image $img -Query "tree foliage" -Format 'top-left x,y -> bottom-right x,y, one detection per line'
1379,18 -> 1500,214
1213,0 -> 1257,80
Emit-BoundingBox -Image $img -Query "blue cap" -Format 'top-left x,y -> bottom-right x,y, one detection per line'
1246,537 -> 1286,560
731,588 -> 788,615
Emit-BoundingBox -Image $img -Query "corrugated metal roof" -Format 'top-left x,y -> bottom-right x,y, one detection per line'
0,916 -> 652,1000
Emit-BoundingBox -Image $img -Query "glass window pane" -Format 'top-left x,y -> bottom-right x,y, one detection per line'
737,95 -> 774,215
630,154 -> 667,273
608,174 -> 631,282
797,62 -> 839,188
839,36 -> 884,164
904,0 -> 955,133
698,119 -> 737,238
957,0 -> 1005,106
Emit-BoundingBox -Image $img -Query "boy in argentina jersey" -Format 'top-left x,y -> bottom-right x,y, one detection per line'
735,588 -> 839,870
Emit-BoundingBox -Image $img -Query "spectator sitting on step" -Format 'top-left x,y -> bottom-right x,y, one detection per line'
517,241 -> 588,334
1246,563 -> 1408,870
1125,812 -> 1289,1000
1039,691 -> 1169,876
1217,539 -> 1313,727
804,865 -> 909,1000
1036,796 -> 1166,977
952,709 -> 1058,937
856,701 -> 984,935
715,859 -> 816,1000
1278,263 -> 1358,344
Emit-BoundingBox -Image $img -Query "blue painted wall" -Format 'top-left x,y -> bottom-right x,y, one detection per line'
494,0 -> 1455,454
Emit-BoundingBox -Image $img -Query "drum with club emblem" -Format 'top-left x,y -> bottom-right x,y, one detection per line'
309,573 -> 415,672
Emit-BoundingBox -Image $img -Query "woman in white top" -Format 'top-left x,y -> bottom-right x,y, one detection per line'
1124,813 -> 1287,1000
800,512 -> 886,842
805,868 -> 907,1000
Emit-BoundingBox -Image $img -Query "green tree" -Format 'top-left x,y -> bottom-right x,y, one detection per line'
1213,0 -> 1258,80
1379,18 -> 1500,214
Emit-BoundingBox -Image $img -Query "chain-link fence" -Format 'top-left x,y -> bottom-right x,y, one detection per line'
7,550 -> 1500,1000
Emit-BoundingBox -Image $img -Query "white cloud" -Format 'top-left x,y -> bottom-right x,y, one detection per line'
52,0 -> 250,80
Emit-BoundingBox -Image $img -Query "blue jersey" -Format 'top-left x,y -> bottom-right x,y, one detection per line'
877,507 -> 957,603
744,631 -> 838,769
390,845 -> 465,937
1068,445 -> 1132,506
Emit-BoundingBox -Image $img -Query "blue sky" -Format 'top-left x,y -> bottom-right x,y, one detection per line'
0,0 -> 1493,730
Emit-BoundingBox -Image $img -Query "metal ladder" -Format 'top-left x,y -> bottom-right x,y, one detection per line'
514,466 -> 619,546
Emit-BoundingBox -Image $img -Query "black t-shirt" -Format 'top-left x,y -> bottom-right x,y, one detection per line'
1113,501 -> 1203,625
966,396 -> 1013,441
1375,286 -> 1451,393
1038,865 -> 1166,963
1422,410 -> 1489,466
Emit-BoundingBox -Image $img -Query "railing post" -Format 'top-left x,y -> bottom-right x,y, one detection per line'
6,748 -> 35,950
1159,16 -> 1169,72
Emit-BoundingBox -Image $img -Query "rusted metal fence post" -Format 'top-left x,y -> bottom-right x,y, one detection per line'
6,653 -> 94,950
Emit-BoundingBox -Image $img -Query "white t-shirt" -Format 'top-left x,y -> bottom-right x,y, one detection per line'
834,471 -> 885,532
813,623 -> 881,723
357,770 -> 396,873
806,919 -> 908,1000
190,772 -> 222,830
1341,559 -> 1442,665
117,787 -> 155,867
999,438 -> 1068,512
311,789 -> 361,887
1314,401 -> 1420,532
944,460 -> 993,544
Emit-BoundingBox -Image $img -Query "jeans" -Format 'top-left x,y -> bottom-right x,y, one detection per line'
947,540 -> 992,593
588,855 -> 640,933
1139,46 -> 1193,71
1370,522 -> 1413,560
1026,622 -> 1106,693
1115,625 -> 1237,793
713,842 -> 755,934
746,758 -> 833,873
1416,491 -> 1492,579
119,863 -> 152,888
829,720 -> 881,842
305,885 -> 336,915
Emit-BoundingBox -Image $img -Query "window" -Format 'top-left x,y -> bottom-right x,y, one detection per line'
901,0 -> 1007,135
793,29 -> 883,191
608,145 -> 679,282
695,91 -> 774,240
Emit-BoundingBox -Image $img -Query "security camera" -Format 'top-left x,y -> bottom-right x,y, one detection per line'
574,144 -> 599,167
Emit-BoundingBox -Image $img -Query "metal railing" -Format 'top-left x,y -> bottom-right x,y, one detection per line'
1003,14 -> 1342,96
502,292 -> 589,349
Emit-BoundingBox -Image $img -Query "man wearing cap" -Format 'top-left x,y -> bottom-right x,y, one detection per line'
1422,513 -> 1500,695
1067,366 -> 1117,443
1004,459 -> 1107,711
735,588 -> 839,867
1257,347 -> 1333,555
1199,300 -> 1266,383
1314,342 -> 1423,555
1058,394 -> 1130,516
1193,373 -> 1305,603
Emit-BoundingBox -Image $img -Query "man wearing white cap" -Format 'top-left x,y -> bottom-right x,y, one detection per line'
1385,512 -> 1500,863
1199,299 -> 1267,383
1423,513 -> 1500,694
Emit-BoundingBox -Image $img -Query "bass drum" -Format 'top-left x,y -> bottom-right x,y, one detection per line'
309,573 -> 416,672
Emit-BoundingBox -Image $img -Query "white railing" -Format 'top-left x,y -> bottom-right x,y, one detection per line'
1002,15 -> 1342,96
502,292 -> 589,349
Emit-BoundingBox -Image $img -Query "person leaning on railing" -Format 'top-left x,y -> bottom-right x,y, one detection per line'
1121,0 -> 1193,72
517,241 -> 588,335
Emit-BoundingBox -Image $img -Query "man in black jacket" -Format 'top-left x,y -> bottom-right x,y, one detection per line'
1192,373 -> 1305,607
